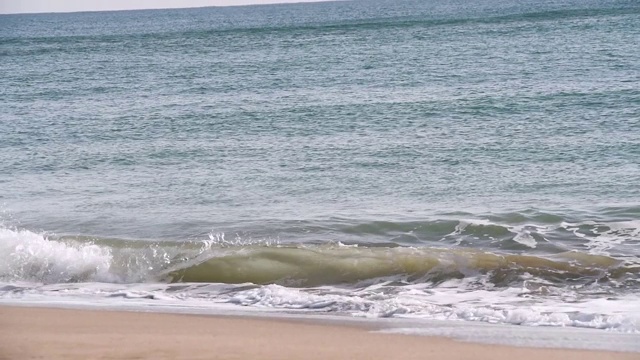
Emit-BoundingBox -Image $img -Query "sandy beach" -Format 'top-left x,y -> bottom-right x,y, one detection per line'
0,306 -> 635,360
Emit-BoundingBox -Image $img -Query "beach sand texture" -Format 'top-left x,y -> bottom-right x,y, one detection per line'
0,306 -> 635,360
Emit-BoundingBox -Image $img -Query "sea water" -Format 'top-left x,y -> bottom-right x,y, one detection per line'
1,0 -> 639,350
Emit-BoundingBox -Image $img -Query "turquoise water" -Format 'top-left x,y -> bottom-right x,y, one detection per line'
1,0 -> 639,333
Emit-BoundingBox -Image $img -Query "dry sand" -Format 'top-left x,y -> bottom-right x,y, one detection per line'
0,306 -> 636,360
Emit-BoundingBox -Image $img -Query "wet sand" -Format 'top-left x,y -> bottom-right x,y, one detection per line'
0,306 -> 635,360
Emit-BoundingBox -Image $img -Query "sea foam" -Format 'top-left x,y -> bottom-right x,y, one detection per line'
0,227 -> 114,283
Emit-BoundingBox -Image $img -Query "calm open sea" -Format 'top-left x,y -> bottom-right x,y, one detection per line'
1,0 -> 639,340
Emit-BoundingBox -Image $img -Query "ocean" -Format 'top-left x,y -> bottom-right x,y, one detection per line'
1,0 -> 639,348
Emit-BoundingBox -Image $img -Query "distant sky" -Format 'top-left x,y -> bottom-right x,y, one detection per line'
0,0 -> 332,14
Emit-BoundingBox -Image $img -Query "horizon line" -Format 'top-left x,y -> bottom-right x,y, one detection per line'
0,0 -> 340,16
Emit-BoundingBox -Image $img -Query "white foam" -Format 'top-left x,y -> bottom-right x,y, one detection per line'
451,217 -> 640,256
206,231 -> 280,248
2,275 -> 639,335
559,219 -> 640,256
223,281 -> 640,331
0,227 -> 114,283
512,229 -> 537,248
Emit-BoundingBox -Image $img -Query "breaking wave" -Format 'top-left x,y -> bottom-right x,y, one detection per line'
1,216 -> 639,332
1,225 -> 638,289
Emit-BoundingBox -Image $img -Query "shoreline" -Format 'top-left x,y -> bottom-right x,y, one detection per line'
1,305 -> 637,360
